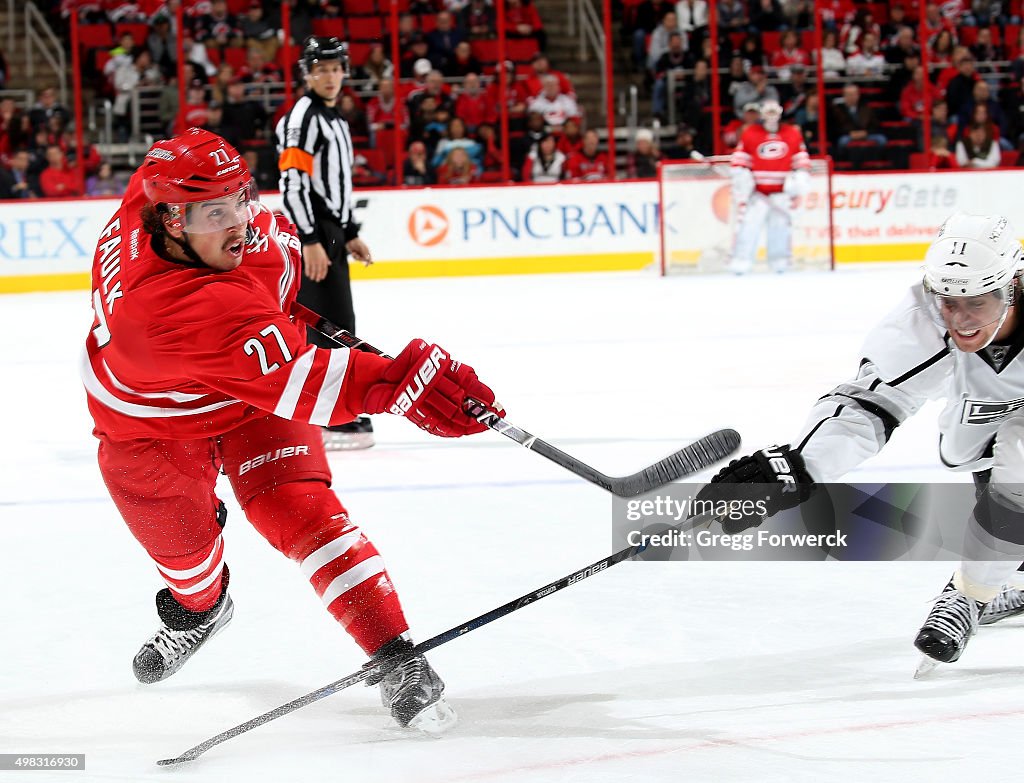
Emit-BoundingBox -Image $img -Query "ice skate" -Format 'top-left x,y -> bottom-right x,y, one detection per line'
133,587 -> 234,684
323,416 -> 374,451
979,584 -> 1024,625
913,578 -> 984,677
367,638 -> 457,736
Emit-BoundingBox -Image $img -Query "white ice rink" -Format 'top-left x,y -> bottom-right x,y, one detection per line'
4,265 -> 1024,783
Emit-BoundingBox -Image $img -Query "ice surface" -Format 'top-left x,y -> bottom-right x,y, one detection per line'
2,265 -> 1022,783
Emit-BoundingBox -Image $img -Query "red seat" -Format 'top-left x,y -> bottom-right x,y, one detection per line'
312,18 -> 346,37
226,0 -> 250,13
207,48 -> 223,67
114,22 -> 151,44
224,47 -> 248,70
93,48 -> 112,74
760,31 -> 782,54
374,129 -> 399,167
1000,149 -> 1019,166
909,152 -> 928,169
356,147 -> 388,171
471,39 -> 500,64
418,14 -> 437,32
345,0 -> 378,14
506,37 -> 539,62
78,24 -> 113,48
347,41 -> 372,66
347,16 -> 384,40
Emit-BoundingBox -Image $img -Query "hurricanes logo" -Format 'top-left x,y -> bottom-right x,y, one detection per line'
757,140 -> 789,160
408,205 -> 449,246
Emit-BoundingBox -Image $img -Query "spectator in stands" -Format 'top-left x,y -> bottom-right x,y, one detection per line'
238,46 -> 283,84
750,0 -> 785,32
403,140 -> 436,185
722,101 -> 761,148
627,127 -> 661,178
409,95 -> 449,153
444,41 -> 482,77
956,121 -> 1001,167
770,31 -> 809,80
945,54 -> 980,117
966,0 -> 1012,26
0,149 -> 38,199
565,129 -> 608,181
527,74 -> 580,129
731,66 -> 778,117
923,2 -> 957,43
927,134 -> 958,169
211,63 -> 236,103
201,101 -> 241,147
723,55 -> 749,107
488,60 -> 531,127
717,0 -> 749,29
674,0 -> 707,34
408,69 -> 455,119
521,132 -> 566,182
647,11 -> 683,74
436,146 -> 479,184
0,49 -> 6,90
794,91 -> 820,151
367,78 -> 406,138
815,29 -> 846,77
339,94 -> 370,141
61,129 -> 102,177
511,111 -> 548,170
958,80 -> 1010,149
86,161 -> 127,197
504,0 -> 546,52
557,116 -> 583,157
428,11 -> 465,70
626,0 -> 674,70
846,32 -> 886,77
193,0 -> 242,50
385,14 -> 420,76
780,63 -> 811,119
148,14 -> 177,76
240,0 -> 279,60
104,32 -> 136,85
176,82 -> 210,132
222,79 -> 269,140
664,123 -> 698,159
525,53 -> 575,98
931,99 -> 955,143
680,58 -> 711,132
39,144 -> 81,198
444,0 -> 472,13
931,30 -> 956,69
354,44 -> 395,93
782,0 -> 813,30
243,149 -> 277,191
900,65 -> 942,131
113,49 -> 163,140
461,0 -> 497,40
884,26 -> 919,65
29,88 -> 69,133
476,123 -> 503,173
833,83 -> 887,149
352,152 -> 388,186
432,116 -> 483,168
840,8 -> 880,54
0,98 -> 28,160
970,26 -> 1003,75
738,35 -> 765,70
455,73 -> 496,131
652,32 -> 687,120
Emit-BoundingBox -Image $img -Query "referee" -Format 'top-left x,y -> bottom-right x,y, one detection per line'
276,36 -> 375,449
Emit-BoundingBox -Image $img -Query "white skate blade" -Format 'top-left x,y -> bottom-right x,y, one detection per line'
914,656 -> 940,679
406,697 -> 458,737
322,432 -> 375,451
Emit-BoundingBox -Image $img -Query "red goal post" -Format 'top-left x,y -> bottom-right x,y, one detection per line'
657,155 -> 835,275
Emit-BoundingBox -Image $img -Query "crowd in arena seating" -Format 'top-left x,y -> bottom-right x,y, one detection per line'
6,0 -> 1024,199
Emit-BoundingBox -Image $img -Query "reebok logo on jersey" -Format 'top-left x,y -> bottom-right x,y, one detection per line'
389,346 -> 447,416
238,445 -> 310,475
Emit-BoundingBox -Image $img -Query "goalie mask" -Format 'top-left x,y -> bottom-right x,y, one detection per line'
923,212 -> 1024,347
760,100 -> 783,132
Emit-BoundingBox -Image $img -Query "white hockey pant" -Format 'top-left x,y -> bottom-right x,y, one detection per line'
731,192 -> 792,274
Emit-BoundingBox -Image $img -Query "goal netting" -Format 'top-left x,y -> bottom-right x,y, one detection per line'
657,155 -> 834,274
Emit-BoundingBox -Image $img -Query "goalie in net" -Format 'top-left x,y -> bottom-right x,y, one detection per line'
658,101 -> 834,275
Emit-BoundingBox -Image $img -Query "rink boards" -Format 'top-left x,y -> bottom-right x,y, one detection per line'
0,169 -> 1018,292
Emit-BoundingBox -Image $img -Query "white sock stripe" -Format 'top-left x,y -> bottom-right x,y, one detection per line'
155,537 -> 224,581
319,555 -> 386,608
299,530 -> 363,580
163,559 -> 226,596
273,346 -> 317,420
310,348 -> 351,427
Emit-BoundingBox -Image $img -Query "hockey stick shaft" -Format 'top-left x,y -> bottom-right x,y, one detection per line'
290,302 -> 740,496
157,511 -> 715,765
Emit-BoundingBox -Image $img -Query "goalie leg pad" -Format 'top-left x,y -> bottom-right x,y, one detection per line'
731,194 -> 768,273
765,195 -> 794,272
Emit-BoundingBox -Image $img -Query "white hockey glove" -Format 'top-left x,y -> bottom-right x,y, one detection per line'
783,168 -> 810,197
730,166 -> 755,206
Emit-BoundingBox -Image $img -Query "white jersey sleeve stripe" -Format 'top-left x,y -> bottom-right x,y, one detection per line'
309,347 -> 351,426
273,346 -> 317,420
319,555 -> 386,608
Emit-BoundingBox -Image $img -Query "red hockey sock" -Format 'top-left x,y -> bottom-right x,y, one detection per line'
152,534 -> 226,613
244,481 -> 409,654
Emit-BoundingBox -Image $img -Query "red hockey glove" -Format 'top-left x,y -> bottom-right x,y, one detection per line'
362,340 -> 504,437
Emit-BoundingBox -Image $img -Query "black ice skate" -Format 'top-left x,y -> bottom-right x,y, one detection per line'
323,416 -> 374,451
133,586 -> 234,684
979,584 -> 1024,625
913,579 -> 985,678
366,637 -> 457,735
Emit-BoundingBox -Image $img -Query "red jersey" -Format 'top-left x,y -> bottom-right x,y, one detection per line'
564,151 -> 609,182
82,170 -> 386,441
730,123 -> 810,195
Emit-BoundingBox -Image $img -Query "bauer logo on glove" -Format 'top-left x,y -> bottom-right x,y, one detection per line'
388,344 -> 447,416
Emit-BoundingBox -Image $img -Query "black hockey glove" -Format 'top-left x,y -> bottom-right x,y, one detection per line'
695,445 -> 815,533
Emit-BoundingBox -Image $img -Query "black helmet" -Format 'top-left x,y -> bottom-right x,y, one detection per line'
300,36 -> 350,77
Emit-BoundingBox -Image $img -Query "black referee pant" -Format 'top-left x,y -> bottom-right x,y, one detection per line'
297,220 -> 356,349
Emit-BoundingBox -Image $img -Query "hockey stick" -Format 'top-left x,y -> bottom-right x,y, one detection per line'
157,510 -> 717,766
290,302 -> 740,497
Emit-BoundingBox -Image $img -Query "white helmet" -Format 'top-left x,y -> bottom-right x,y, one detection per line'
923,212 -> 1023,297
760,100 -> 783,131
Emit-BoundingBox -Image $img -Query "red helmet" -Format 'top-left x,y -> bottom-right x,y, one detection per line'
142,128 -> 251,206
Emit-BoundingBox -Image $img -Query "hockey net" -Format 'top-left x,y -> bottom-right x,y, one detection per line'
657,155 -> 834,274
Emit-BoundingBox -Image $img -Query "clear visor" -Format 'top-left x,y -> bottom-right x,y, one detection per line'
169,183 -> 257,234
929,283 -> 1013,333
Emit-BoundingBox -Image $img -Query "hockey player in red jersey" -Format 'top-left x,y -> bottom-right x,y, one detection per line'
82,128 -> 503,735
728,100 -> 811,274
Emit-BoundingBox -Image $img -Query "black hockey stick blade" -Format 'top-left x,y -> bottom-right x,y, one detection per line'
156,511 -> 717,766
290,302 -> 740,495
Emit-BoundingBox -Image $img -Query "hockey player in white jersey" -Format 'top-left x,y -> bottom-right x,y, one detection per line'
698,212 -> 1024,670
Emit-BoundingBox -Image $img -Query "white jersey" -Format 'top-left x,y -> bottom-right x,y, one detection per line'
795,284 -> 1024,481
